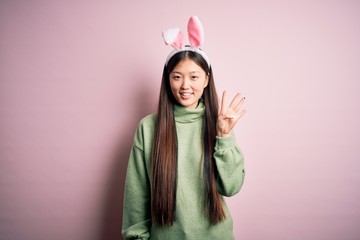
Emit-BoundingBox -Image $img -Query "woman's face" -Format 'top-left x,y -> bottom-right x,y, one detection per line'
169,58 -> 209,109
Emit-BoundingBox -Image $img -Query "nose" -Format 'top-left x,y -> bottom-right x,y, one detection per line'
180,78 -> 190,89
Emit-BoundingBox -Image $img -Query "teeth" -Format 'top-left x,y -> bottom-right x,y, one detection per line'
181,93 -> 192,96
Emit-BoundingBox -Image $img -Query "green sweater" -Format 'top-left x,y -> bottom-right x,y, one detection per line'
122,102 -> 245,240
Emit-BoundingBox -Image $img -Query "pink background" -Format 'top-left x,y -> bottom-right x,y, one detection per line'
1,1 -> 360,239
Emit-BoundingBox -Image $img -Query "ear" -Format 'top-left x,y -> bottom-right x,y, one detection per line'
204,74 -> 209,88
162,28 -> 184,49
187,16 -> 204,48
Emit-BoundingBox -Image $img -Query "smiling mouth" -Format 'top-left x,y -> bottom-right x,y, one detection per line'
180,92 -> 193,96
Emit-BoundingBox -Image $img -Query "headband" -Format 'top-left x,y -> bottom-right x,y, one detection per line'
162,16 -> 210,67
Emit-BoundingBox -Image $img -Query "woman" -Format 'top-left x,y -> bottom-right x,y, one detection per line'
122,16 -> 246,240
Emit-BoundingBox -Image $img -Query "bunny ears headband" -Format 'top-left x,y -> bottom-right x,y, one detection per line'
162,16 -> 210,67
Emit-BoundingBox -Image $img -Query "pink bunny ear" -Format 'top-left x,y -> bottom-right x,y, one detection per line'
187,16 -> 204,48
162,28 -> 184,49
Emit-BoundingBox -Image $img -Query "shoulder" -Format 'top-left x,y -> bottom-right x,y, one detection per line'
138,113 -> 157,127
133,113 -> 157,149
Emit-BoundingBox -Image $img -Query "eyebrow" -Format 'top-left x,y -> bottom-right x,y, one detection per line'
171,71 -> 201,74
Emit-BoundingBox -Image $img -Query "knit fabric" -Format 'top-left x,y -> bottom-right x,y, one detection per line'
122,102 -> 245,240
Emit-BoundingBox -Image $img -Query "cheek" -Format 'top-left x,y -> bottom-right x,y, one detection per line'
169,81 -> 179,94
196,81 -> 208,91
193,86 -> 205,97
169,80 -> 175,89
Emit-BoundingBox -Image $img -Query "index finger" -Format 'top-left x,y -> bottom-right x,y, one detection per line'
220,90 -> 227,115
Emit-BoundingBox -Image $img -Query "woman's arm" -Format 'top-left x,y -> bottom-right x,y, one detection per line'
214,133 -> 245,196
122,145 -> 151,239
214,90 -> 246,196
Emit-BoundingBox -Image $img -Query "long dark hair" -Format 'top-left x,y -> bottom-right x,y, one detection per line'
151,51 -> 225,225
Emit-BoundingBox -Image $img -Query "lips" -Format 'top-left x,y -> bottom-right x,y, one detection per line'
180,92 -> 193,99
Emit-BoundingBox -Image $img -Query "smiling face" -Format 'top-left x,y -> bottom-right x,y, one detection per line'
169,57 -> 209,109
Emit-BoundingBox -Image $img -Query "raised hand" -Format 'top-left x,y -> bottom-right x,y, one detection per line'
217,90 -> 247,137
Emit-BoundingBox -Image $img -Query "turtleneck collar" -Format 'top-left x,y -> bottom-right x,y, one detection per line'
173,101 -> 205,123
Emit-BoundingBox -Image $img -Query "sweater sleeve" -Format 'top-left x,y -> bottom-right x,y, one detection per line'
214,133 -> 245,197
122,144 -> 151,239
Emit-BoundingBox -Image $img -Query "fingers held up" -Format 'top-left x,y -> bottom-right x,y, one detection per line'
217,90 -> 247,137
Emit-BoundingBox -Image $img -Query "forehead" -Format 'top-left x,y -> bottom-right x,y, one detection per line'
171,58 -> 205,73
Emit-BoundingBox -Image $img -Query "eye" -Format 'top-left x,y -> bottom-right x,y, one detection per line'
191,75 -> 199,80
172,75 -> 181,80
